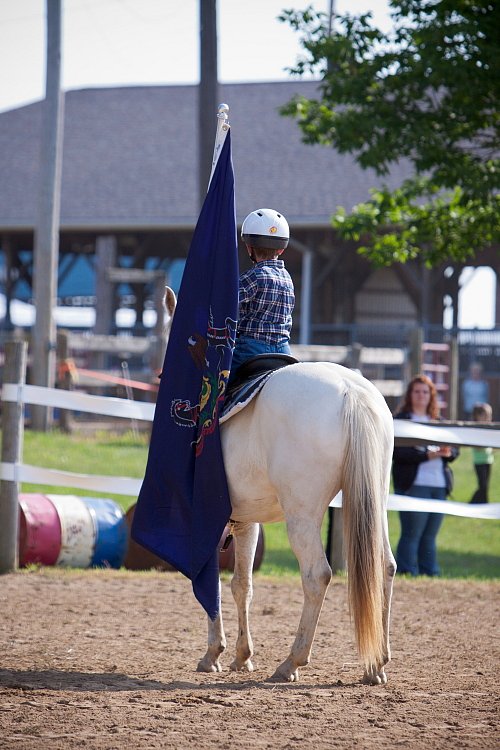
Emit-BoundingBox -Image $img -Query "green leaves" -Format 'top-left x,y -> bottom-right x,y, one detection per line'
332,180 -> 500,266
280,1 -> 500,264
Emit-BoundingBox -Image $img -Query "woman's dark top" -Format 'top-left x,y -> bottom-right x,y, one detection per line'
392,411 -> 459,495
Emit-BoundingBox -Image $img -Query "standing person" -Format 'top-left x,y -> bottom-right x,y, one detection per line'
461,362 -> 489,420
228,208 -> 295,386
470,402 -> 494,504
392,374 -> 459,576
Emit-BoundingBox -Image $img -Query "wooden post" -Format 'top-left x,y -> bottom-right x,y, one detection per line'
409,327 -> 423,377
94,235 -> 117,371
94,236 -> 117,337
299,249 -> 313,344
3,235 -> 14,331
449,336 -> 459,420
0,340 -> 28,573
346,342 -> 363,370
328,506 -> 345,574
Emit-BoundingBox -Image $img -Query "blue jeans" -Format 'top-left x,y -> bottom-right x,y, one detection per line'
228,335 -> 291,387
396,485 -> 447,576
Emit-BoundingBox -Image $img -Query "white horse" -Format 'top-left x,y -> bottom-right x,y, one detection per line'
163,291 -> 396,685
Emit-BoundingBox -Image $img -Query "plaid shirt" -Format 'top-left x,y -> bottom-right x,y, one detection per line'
237,259 -> 295,344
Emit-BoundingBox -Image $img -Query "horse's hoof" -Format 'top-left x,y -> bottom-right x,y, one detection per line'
229,658 -> 254,672
196,658 -> 222,673
362,668 -> 387,685
269,664 -> 300,682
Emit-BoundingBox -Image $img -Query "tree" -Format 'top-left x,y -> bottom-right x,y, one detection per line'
280,0 -> 499,265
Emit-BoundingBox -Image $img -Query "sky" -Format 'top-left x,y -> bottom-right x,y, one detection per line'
0,0 -> 495,328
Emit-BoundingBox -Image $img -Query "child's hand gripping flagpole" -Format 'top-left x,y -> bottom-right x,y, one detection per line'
131,104 -> 239,620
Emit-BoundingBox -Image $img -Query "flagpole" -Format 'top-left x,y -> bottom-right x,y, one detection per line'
208,103 -> 230,188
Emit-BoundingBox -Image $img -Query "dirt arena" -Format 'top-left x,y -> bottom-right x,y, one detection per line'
0,570 -> 498,749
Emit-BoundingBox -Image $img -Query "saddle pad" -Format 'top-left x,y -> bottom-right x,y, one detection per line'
220,370 -> 276,424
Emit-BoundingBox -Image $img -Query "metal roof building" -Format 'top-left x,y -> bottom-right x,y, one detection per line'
0,80 -> 497,342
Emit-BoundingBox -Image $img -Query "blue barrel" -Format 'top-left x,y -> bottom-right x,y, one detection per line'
84,497 -> 128,568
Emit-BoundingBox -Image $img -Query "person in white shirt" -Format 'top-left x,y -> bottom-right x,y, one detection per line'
392,374 -> 459,576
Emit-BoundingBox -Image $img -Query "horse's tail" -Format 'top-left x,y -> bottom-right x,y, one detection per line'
340,383 -> 388,672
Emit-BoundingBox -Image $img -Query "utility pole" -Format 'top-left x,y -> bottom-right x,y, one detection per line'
32,0 -> 64,431
199,0 -> 219,209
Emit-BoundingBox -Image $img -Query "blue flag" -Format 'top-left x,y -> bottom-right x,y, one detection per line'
132,132 -> 238,619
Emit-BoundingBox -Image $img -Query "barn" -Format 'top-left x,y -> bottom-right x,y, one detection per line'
0,80 -> 498,413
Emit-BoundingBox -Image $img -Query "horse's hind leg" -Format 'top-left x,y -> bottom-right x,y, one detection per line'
271,516 -> 331,682
229,521 -> 260,672
197,579 -> 227,673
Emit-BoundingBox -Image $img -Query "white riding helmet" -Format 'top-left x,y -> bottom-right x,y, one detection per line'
241,208 -> 289,250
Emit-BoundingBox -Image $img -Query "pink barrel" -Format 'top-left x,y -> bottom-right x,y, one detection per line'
18,493 -> 62,566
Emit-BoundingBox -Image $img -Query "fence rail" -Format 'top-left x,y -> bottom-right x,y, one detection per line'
1,378 -> 498,517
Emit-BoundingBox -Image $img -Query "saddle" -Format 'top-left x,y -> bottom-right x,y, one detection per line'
221,353 -> 299,424
228,353 -> 299,393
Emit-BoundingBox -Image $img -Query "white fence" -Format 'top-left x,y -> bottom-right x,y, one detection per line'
1,381 -> 499,520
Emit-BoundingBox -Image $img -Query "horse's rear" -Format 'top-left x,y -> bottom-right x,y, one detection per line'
201,362 -> 395,683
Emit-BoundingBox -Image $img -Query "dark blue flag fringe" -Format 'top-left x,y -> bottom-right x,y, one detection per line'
131,132 -> 238,619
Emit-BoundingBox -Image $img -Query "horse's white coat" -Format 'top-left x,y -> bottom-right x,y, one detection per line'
223,363 -> 349,525
199,361 -> 396,684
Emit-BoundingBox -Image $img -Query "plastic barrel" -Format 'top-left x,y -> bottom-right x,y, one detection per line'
18,494 -> 127,569
19,493 -> 61,566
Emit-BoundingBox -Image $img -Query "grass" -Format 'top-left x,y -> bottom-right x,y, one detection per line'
20,429 -> 149,506
15,428 -> 500,580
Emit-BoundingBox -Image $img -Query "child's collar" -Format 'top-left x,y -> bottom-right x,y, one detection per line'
253,258 -> 284,266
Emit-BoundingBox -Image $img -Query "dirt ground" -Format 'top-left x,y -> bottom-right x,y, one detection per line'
0,570 -> 498,750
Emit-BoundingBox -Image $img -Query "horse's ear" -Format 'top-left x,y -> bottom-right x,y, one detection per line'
164,286 -> 177,318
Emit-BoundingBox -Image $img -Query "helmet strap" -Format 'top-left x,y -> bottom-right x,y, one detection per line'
246,244 -> 258,263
